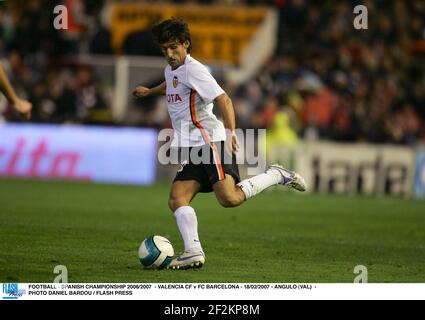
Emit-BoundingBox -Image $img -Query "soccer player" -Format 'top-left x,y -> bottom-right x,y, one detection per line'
133,18 -> 306,270
0,63 -> 32,119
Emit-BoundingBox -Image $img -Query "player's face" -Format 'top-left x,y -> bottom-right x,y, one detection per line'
160,40 -> 190,69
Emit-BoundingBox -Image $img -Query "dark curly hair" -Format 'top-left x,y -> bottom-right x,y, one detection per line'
152,18 -> 192,53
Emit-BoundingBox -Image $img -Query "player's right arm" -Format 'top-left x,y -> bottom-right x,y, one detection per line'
133,81 -> 166,98
0,63 -> 32,119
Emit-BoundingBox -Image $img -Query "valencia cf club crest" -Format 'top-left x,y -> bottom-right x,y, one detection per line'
177,160 -> 188,172
173,76 -> 178,88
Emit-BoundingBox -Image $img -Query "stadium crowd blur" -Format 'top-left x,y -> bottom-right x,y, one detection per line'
0,0 -> 424,145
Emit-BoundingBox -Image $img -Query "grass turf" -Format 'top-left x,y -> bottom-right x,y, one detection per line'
0,178 -> 424,283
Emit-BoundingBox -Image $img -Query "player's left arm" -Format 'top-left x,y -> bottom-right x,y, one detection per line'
215,93 -> 239,154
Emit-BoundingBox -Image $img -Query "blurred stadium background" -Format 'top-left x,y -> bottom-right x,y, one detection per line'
0,0 -> 424,282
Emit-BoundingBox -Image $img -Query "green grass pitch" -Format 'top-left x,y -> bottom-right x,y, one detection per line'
0,178 -> 424,283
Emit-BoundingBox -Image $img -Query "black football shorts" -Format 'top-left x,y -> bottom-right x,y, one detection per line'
173,141 -> 241,193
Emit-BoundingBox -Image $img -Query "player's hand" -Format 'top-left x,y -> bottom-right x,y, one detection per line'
14,98 -> 32,120
226,131 -> 239,155
133,86 -> 150,98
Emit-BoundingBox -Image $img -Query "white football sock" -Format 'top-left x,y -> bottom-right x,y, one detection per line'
174,206 -> 203,253
237,169 -> 281,200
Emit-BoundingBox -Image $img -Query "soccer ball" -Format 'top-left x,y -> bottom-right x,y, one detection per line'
138,235 -> 174,269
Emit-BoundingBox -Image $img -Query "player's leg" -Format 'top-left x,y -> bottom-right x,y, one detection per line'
168,180 -> 204,253
213,165 -> 307,207
213,174 -> 245,207
168,178 -> 206,269
211,161 -> 307,207
168,179 -> 201,212
237,165 -> 307,201
209,142 -> 307,207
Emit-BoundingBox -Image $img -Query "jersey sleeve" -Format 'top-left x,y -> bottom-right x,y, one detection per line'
186,64 -> 224,104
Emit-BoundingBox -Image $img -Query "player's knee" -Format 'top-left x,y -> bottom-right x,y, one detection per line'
168,197 -> 179,212
218,194 -> 241,208
168,196 -> 188,212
